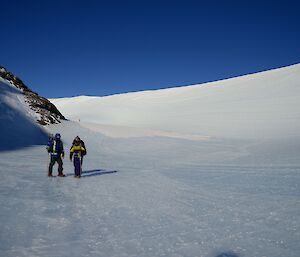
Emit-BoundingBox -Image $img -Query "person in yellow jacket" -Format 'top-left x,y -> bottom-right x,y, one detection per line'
70,137 -> 86,178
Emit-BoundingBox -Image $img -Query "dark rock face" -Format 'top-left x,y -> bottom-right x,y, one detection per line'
0,66 -> 65,125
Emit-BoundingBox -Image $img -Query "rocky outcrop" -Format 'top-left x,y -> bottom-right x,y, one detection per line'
0,66 -> 65,125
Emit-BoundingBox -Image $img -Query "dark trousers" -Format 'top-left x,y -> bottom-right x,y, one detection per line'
73,156 -> 82,176
48,156 -> 63,176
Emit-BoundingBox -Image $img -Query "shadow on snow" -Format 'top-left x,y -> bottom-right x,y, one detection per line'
0,83 -> 49,152
214,252 -> 240,257
66,169 -> 118,178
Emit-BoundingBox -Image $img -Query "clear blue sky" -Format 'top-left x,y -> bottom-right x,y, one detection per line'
1,0 -> 300,98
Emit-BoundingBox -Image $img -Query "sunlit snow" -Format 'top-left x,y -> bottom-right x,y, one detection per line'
1,64 -> 300,257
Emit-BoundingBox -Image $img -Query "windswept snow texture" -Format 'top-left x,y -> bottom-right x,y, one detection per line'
0,77 -> 48,150
1,64 -> 300,257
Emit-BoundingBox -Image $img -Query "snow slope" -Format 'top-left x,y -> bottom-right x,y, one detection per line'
1,64 -> 300,257
0,77 -> 48,150
51,64 -> 300,139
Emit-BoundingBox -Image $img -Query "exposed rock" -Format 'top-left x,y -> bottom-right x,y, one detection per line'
0,65 -> 65,125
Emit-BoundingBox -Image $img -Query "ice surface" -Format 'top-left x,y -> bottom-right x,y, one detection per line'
0,121 -> 299,257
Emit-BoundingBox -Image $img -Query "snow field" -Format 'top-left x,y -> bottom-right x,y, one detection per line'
0,128 -> 299,257
51,64 -> 300,140
1,64 -> 300,256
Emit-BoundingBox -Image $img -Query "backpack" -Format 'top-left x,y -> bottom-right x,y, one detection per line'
71,139 -> 87,156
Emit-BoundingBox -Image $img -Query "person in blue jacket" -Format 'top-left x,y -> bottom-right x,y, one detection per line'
47,133 -> 65,177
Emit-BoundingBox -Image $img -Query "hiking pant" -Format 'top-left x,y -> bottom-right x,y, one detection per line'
48,155 -> 63,176
73,156 -> 82,177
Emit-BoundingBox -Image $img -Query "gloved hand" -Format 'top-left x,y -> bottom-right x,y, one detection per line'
61,152 -> 65,159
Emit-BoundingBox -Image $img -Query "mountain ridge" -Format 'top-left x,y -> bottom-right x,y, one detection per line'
0,65 -> 65,125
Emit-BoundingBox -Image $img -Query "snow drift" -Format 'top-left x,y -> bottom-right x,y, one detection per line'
0,77 -> 48,150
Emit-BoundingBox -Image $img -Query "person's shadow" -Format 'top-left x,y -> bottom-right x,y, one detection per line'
215,252 -> 240,257
81,169 -> 117,177
66,169 -> 118,177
